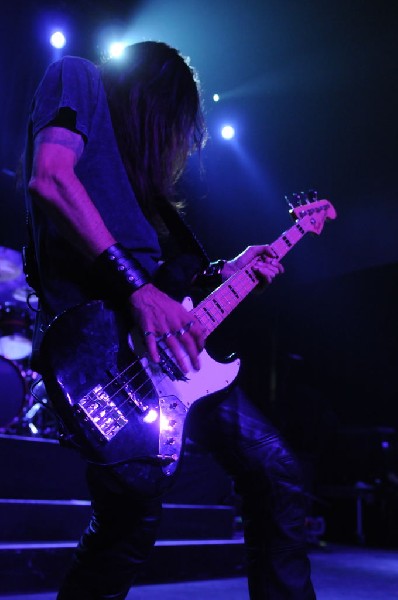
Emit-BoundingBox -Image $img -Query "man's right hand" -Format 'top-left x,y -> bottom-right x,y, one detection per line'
128,284 -> 206,373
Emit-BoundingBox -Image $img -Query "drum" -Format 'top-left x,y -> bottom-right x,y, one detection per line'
0,302 -> 33,361
0,355 -> 26,427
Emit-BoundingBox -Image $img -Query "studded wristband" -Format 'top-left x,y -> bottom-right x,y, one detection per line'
93,243 -> 150,299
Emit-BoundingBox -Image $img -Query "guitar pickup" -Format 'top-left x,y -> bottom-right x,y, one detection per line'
158,344 -> 188,382
77,384 -> 128,442
106,368 -> 148,413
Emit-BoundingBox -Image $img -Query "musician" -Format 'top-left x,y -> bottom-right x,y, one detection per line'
23,42 -> 316,599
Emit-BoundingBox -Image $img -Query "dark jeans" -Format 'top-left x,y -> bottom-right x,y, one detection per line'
57,386 -> 316,599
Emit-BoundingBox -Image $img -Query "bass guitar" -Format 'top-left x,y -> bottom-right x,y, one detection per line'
40,194 -> 336,496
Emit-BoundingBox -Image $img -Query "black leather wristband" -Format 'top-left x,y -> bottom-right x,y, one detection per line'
93,243 -> 150,299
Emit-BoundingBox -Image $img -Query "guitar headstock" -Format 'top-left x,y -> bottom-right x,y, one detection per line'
285,190 -> 337,235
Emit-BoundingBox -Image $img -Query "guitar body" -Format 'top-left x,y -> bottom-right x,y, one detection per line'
38,196 -> 336,497
40,300 -> 240,497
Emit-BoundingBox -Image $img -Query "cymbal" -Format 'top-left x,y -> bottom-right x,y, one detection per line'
12,285 -> 39,308
0,247 -> 23,282
0,247 -> 38,309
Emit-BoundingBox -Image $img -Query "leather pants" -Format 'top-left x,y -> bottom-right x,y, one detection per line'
56,474 -> 162,600
57,385 -> 316,599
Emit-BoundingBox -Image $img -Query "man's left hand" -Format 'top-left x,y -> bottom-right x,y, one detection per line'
222,245 -> 284,289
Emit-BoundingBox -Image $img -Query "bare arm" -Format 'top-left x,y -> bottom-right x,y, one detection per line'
28,126 -> 116,259
29,125 -> 205,371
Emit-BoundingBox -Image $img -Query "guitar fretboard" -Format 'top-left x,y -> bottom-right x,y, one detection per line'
192,220 -> 307,337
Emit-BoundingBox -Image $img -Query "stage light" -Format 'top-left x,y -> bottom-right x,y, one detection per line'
50,31 -> 66,49
221,125 -> 235,140
109,42 -> 127,59
213,93 -> 220,102
143,409 -> 158,424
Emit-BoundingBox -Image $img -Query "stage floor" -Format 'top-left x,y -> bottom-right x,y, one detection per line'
0,544 -> 397,599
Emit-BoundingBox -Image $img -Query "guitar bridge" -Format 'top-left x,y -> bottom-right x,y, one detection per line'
77,384 -> 128,442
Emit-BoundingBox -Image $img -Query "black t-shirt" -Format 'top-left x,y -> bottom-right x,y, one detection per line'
24,56 -> 162,317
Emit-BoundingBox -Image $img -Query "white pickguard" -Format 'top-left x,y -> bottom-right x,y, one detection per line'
152,347 -> 240,409
132,296 -> 240,410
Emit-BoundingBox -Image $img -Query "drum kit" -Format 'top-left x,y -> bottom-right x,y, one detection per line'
0,246 -> 58,438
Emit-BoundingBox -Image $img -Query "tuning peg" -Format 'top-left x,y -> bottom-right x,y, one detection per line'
306,189 -> 318,203
285,194 -> 295,210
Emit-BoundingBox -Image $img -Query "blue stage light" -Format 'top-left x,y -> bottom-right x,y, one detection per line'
221,125 -> 235,140
109,42 -> 127,59
50,31 -> 66,49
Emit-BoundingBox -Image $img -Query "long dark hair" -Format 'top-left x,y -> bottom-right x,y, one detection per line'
100,41 -> 207,223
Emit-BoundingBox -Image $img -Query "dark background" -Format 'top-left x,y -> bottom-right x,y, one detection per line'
0,0 -> 397,501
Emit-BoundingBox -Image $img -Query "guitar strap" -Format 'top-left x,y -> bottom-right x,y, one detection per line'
155,195 -> 209,267
154,196 -> 211,300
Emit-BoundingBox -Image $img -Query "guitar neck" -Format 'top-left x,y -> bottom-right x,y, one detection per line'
192,219 -> 307,337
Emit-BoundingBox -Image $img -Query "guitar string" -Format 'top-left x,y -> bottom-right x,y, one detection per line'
83,313 -> 219,417
82,248 -> 281,414
98,315 -> 234,415
84,269 -> 259,415
85,299 -> 218,411
74,215 -> 328,426
98,304 -> 225,413
88,354 -> 163,413
86,334 -> 205,416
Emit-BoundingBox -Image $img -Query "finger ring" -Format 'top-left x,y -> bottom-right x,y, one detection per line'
185,320 -> 195,331
162,331 -> 173,339
175,327 -> 187,338
144,331 -> 155,337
